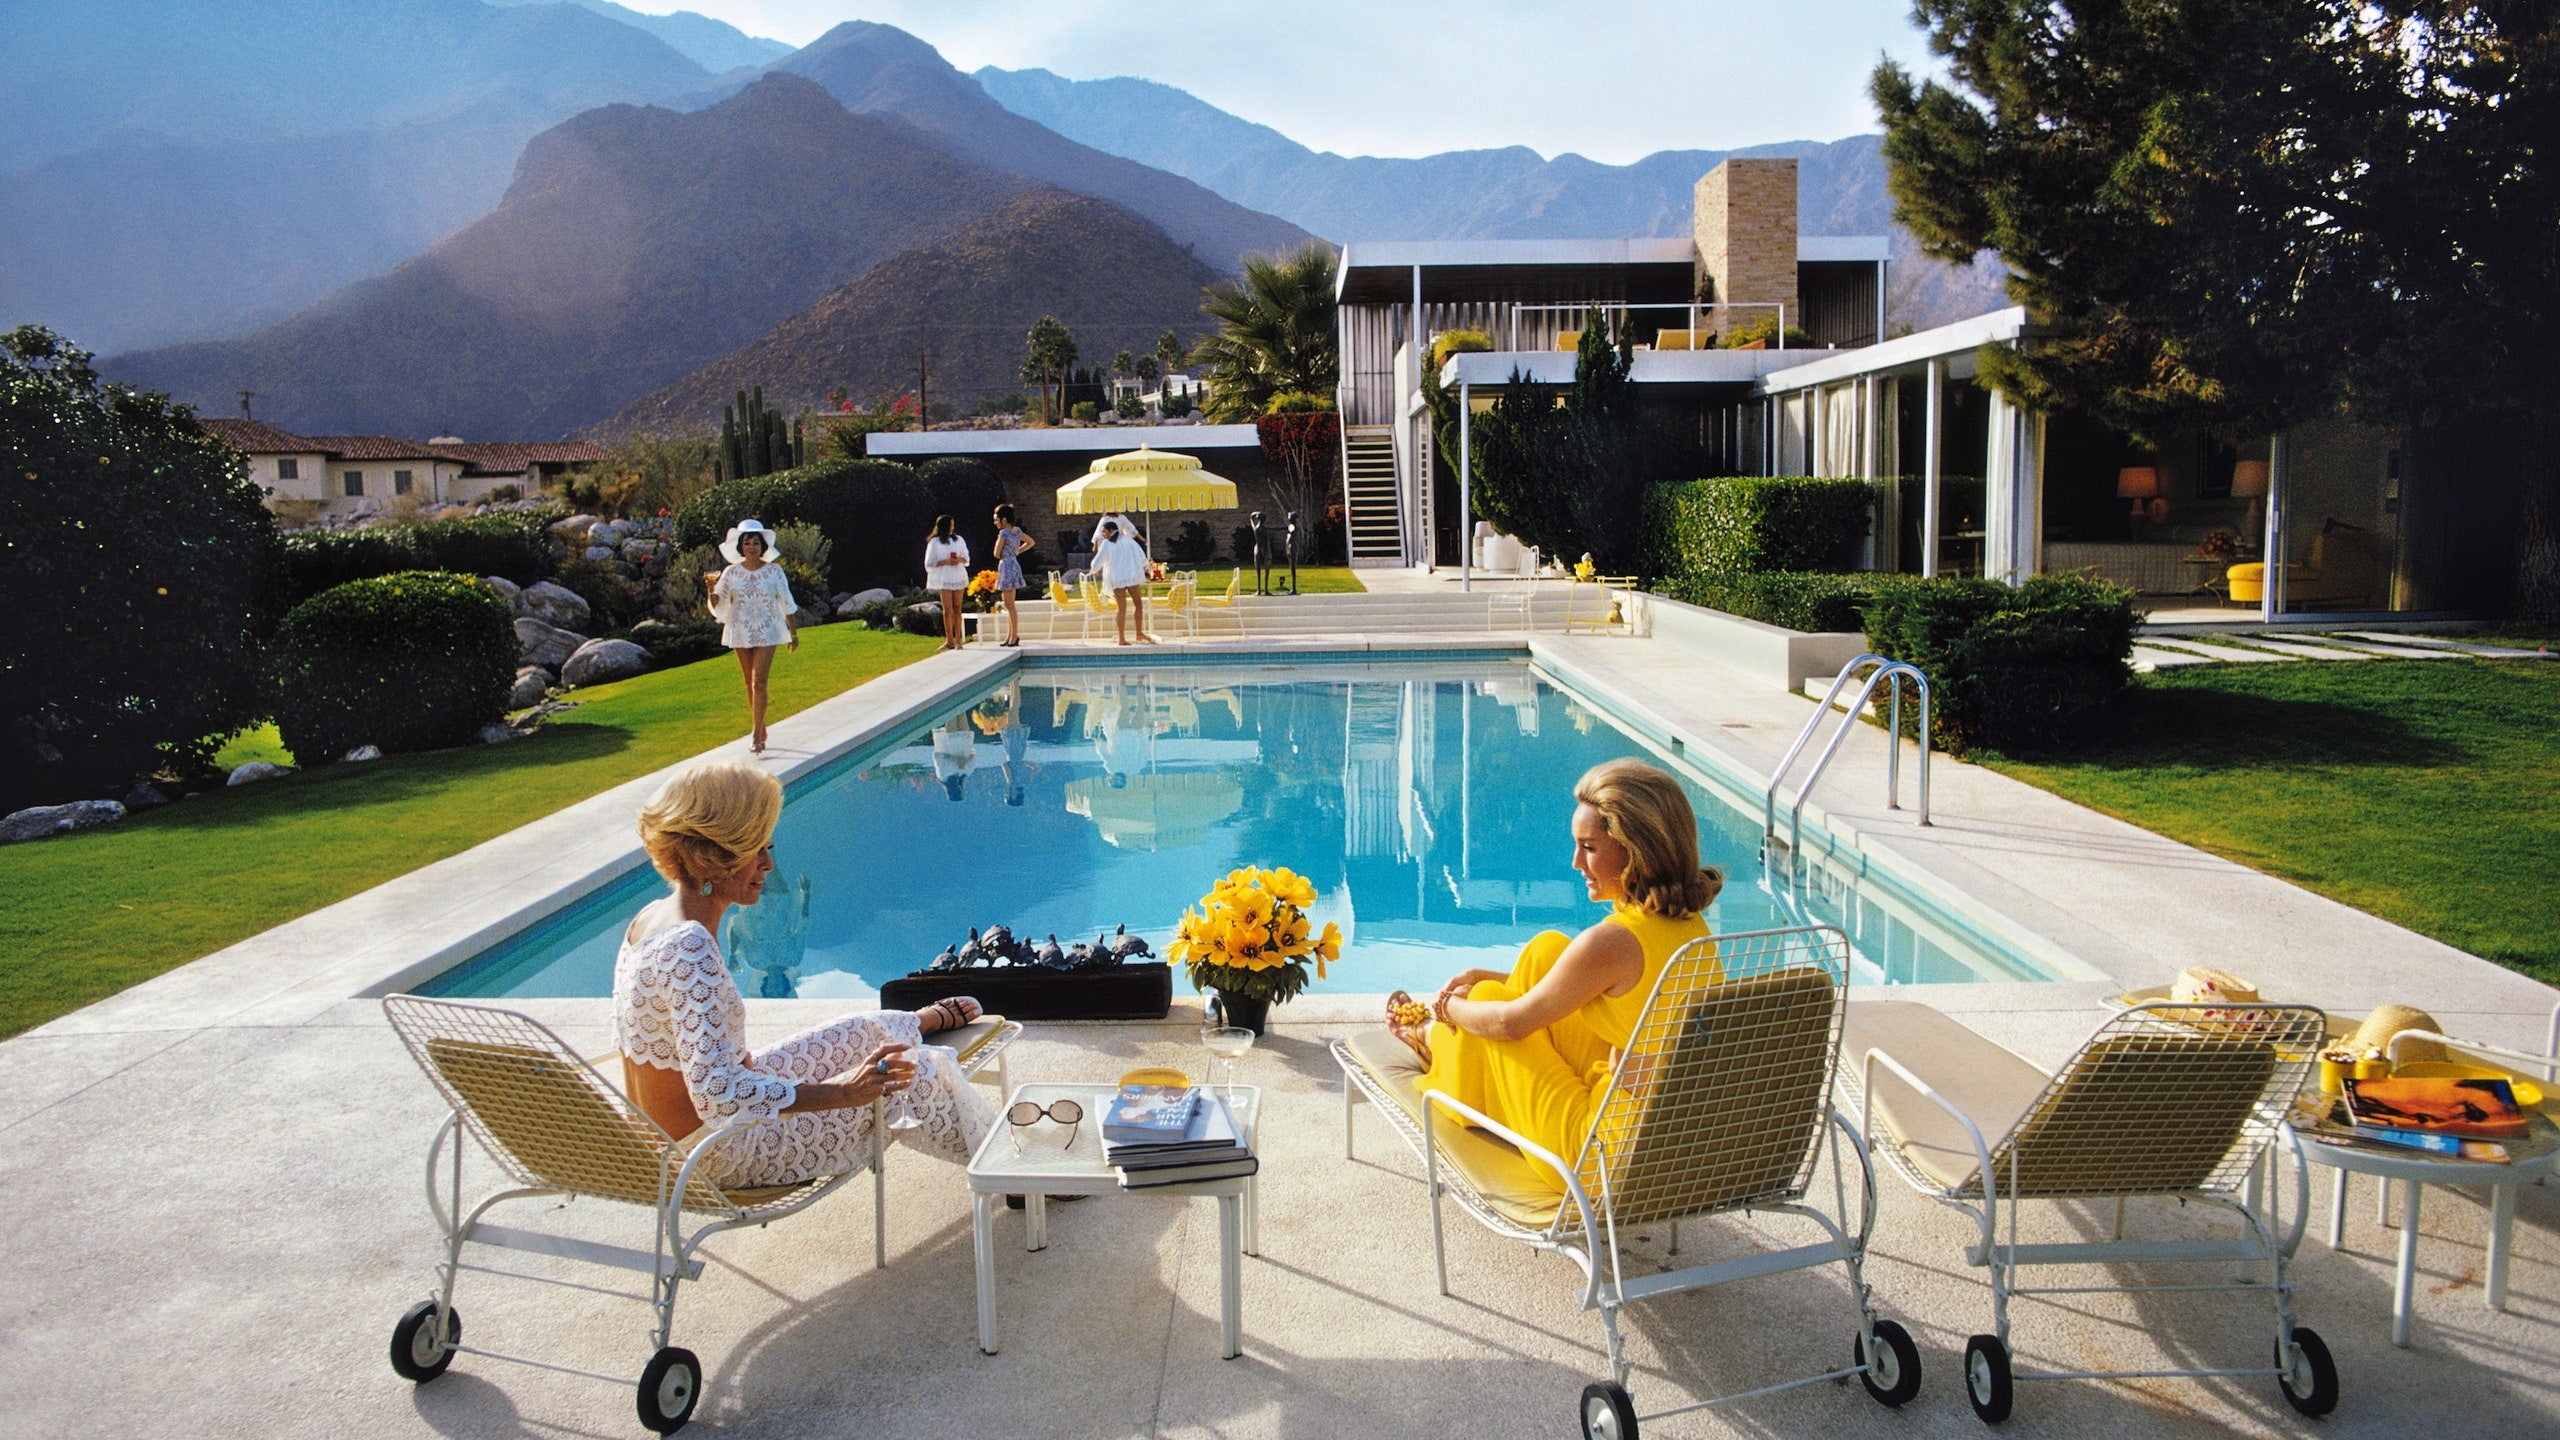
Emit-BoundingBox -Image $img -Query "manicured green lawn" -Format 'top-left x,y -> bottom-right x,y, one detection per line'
0,626 -> 937,1038
1988,659 -> 2560,985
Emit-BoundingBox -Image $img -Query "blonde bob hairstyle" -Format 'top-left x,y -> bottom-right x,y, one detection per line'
1573,758 -> 1723,917
637,761 -> 782,892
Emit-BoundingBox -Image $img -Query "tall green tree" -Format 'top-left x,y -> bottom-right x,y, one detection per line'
1192,243 -> 1339,422
1020,315 -> 1077,426
1464,309 -> 1647,571
1874,0 -> 2560,619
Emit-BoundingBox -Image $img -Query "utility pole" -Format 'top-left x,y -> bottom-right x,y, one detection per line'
236,389 -> 255,421
917,350 -> 929,432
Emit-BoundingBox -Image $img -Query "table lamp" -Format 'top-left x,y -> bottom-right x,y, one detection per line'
2117,466 -> 2161,522
2232,458 -> 2269,539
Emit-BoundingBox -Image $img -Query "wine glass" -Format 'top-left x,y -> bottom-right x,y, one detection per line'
1200,1025 -> 1255,1101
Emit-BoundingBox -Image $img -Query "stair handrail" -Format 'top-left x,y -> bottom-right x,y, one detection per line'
1762,655 -> 1932,863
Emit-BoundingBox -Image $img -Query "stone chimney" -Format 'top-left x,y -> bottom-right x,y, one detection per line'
1693,158 -> 1799,332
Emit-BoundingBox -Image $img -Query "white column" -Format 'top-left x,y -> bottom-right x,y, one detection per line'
1459,381 -> 1472,592
1921,358 -> 1944,576
2263,430 -> 2290,622
1985,388 -> 2020,584
1862,376 -> 1890,572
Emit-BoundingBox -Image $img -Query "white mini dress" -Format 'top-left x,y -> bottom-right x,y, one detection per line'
708,562 -> 797,649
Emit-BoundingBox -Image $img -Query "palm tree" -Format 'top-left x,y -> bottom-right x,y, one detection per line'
1021,315 -> 1077,425
1191,243 -> 1338,422
1155,330 -> 1188,410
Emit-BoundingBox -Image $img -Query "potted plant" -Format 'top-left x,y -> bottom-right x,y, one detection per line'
1169,866 -> 1342,1034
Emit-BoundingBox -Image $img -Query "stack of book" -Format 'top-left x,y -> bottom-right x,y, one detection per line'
2302,1074 -> 2532,1163
1102,1083 -> 1256,1189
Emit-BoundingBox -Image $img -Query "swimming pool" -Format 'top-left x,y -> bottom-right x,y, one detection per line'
423,653 -> 2066,1001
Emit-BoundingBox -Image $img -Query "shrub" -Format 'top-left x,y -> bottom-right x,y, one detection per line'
658,543 -> 719,621
1863,575 -> 2137,756
785,458 -> 932,592
1656,571 -> 1926,633
1642,477 -> 1874,579
1166,519 -> 1217,564
1264,390 -> 1334,414
920,457 -> 1006,574
605,619 -> 723,669
779,560 -> 828,615
2,325 -> 280,807
280,511 -> 550,608
670,474 -> 790,551
1069,401 -> 1099,422
271,571 -> 514,761
892,599 -> 944,636
769,522 -> 833,586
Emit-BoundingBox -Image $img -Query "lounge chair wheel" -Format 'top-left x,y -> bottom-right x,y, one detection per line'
1578,1380 -> 1639,1440
388,1299 -> 460,1382
636,1346 -> 701,1435
1856,1319 -> 1923,1406
1962,1334 -> 2013,1424
2275,1326 -> 2338,1417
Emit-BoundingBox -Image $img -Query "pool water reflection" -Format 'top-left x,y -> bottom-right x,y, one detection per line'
426,656 -> 2060,1000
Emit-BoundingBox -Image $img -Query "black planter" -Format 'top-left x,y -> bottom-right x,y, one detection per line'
882,963 -> 1171,1022
1214,992 -> 1273,1036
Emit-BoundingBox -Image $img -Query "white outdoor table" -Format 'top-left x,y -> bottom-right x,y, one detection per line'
2292,1113 -> 2560,1347
967,1082 -> 1261,1359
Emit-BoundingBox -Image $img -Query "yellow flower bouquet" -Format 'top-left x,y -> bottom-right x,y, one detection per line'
1168,865 -> 1343,1006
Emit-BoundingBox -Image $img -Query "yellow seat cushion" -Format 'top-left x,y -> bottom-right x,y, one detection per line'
1345,1029 -> 1565,1229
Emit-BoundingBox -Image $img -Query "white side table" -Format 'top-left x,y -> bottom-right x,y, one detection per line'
2292,1114 -> 2560,1346
967,1083 -> 1261,1359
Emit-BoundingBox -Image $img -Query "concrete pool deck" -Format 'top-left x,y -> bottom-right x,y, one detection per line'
3,629 -> 2554,1437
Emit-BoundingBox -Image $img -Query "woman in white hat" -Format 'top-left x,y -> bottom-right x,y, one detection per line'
701,519 -> 799,755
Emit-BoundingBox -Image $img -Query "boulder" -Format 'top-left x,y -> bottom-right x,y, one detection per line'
910,600 -> 942,618
476,723 -> 518,745
829,591 -> 853,610
123,784 -> 168,810
561,638 -> 652,688
623,539 -> 661,563
581,544 -> 614,563
514,616 -> 583,669
548,513 -> 600,539
509,668 -> 552,708
227,761 -> 294,786
0,799 -> 125,844
342,744 -> 383,763
482,575 -> 525,615
793,603 -> 830,629
520,580 -> 592,630
847,587 -> 894,611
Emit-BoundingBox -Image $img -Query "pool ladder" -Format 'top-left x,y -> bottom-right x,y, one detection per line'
1762,654 -> 1931,874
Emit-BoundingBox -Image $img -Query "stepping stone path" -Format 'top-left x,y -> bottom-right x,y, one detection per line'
2131,629 -> 2554,671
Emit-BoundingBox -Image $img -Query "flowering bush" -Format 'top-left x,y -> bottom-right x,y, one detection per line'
964,568 -> 1001,611
1170,866 -> 1343,1004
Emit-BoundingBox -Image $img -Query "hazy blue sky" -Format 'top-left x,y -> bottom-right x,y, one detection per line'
667,2 -> 1943,164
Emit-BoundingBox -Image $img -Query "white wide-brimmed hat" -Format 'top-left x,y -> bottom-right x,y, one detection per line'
720,519 -> 776,564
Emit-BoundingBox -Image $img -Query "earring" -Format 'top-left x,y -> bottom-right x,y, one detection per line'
699,879 -> 715,896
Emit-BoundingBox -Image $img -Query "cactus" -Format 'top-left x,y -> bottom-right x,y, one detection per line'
717,387 -> 799,482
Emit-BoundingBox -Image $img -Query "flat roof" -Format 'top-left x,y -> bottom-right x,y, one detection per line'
865,424 -> 1262,456
1754,306 -> 2033,391
1338,235 -> 1888,302
1436,306 -> 2034,394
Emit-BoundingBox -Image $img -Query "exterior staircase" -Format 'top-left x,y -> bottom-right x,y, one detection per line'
1341,425 -> 1403,565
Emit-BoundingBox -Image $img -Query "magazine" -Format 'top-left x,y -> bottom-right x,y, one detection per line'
1103,1085 -> 1200,1145
2346,1074 -> 2529,1140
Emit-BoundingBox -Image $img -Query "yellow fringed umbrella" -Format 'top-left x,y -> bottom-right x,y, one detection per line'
1055,446 -> 1240,550
1064,771 -> 1245,851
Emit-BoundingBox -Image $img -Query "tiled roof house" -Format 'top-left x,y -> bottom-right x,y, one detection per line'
199,419 -> 599,516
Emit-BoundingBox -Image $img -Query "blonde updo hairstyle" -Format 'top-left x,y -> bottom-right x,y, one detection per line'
638,761 -> 782,893
1574,758 -> 1722,918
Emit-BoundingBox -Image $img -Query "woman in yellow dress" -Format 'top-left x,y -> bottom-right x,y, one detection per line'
1387,759 -> 1722,1181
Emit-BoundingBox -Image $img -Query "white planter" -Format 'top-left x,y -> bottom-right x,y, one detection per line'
1638,592 -> 1871,691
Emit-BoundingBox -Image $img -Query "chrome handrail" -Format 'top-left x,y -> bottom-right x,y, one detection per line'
1762,656 -> 1931,867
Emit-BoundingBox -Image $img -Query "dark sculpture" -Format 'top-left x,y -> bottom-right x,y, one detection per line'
912,920 -> 1151,977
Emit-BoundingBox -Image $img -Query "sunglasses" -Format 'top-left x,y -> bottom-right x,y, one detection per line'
1006,1098 -> 1083,1150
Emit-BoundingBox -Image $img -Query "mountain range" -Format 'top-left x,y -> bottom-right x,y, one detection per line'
596,189 -> 1225,440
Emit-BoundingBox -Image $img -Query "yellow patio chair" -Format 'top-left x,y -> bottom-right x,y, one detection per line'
379,994 -> 1018,1434
1044,573 -> 1082,640
1080,572 -> 1116,638
1565,573 -> 1640,633
1191,566 -> 1245,635
1154,572 -> 1199,638
1847,999 -> 2335,1423
1335,924 -> 1923,1438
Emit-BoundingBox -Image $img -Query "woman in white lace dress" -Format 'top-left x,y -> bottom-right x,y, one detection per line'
701,519 -> 799,755
615,761 -> 994,1189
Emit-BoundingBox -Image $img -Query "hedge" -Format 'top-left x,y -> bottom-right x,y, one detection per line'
1641,477 -> 1874,579
604,619 -> 724,670
1654,570 -> 1924,633
673,457 -> 934,593
1863,575 -> 2137,756
270,571 -> 516,762
280,512 -> 551,608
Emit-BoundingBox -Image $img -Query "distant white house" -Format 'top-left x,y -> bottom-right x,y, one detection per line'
201,420 -> 599,515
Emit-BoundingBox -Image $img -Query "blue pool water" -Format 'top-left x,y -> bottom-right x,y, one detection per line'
424,654 -> 2061,1001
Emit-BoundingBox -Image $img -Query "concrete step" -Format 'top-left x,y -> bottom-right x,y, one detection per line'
2141,637 -> 2300,663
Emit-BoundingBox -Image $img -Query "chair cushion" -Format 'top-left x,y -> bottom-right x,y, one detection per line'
943,1017 -> 1007,1069
1841,1002 -> 2050,1193
1344,1029 -> 1564,1230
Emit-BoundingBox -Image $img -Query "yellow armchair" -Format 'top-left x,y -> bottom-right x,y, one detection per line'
2227,528 -> 2380,609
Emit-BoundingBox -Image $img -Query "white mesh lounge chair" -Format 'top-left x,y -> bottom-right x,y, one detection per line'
1848,999 -> 2335,1424
1335,924 -> 1922,1440
379,994 -> 1018,1435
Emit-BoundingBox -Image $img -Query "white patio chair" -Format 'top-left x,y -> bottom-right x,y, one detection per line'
1848,999 -> 2336,1423
379,994 -> 1018,1435
1335,924 -> 1921,1439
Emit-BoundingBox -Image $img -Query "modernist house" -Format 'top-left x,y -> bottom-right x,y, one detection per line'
202,420 -> 600,516
1352,158 -> 2522,623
